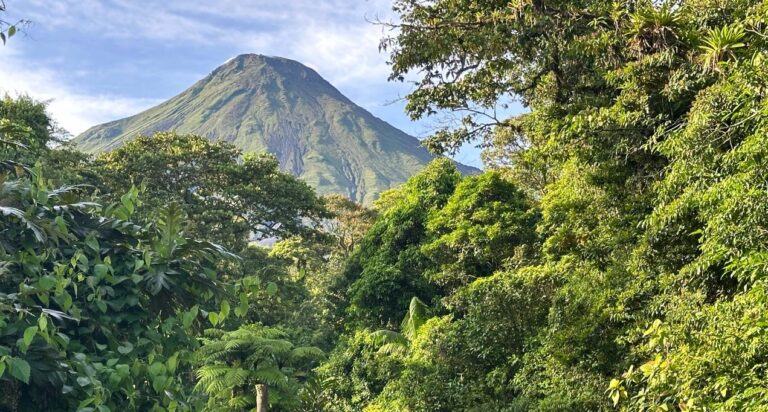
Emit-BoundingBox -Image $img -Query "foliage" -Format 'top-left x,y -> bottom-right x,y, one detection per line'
0,95 -> 328,410
93,132 -> 328,250
315,330 -> 402,412
0,1 -> 27,45
343,159 -> 460,328
9,0 -> 768,410
370,296 -> 429,356
194,324 -> 323,412
318,0 -> 768,410
423,171 -> 539,289
0,95 -> 60,152
0,164 -> 236,411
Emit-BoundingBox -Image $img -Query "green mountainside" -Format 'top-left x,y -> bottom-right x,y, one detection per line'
73,54 -> 477,204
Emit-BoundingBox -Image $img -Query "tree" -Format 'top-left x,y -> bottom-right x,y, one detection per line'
0,95 -> 64,160
423,171 -> 539,289
0,111 -> 241,410
342,158 -> 460,328
93,132 -> 328,251
321,195 -> 377,259
0,169 -> 237,411
0,95 -> 95,186
194,324 -> 324,412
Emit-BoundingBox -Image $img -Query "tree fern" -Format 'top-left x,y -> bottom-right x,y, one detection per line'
290,346 -> 325,361
252,367 -> 288,387
194,324 -> 324,411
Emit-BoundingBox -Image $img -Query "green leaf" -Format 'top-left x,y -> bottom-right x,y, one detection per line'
7,357 -> 30,383
219,300 -> 230,320
167,352 -> 179,374
94,264 -> 109,278
152,375 -> 168,393
54,215 -> 68,233
208,312 -> 219,326
266,282 -> 278,297
22,326 -> 38,348
115,364 -> 130,378
85,236 -> 100,252
182,305 -> 199,329
38,275 -> 57,291
121,192 -> 135,215
117,342 -> 134,354
7,26 -> 16,38
149,361 -> 166,377
234,293 -> 249,317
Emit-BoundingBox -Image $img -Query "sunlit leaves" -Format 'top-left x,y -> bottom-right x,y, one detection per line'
352,0 -> 768,411
5,357 -> 31,384
194,324 -> 324,410
94,132 -> 328,251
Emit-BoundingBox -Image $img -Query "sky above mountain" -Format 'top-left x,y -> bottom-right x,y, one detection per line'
0,0 -> 516,168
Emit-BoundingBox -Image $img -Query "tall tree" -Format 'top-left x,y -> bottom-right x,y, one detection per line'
342,158 -> 460,328
93,132 -> 328,251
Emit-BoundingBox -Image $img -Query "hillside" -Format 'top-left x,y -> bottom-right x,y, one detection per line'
73,54 -> 477,204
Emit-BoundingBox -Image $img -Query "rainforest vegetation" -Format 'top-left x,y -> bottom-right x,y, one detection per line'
3,0 -> 768,411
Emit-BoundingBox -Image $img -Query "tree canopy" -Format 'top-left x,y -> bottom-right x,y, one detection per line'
319,0 -> 768,410
93,132 -> 328,251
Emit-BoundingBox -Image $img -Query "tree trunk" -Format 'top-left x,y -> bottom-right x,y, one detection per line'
255,383 -> 268,412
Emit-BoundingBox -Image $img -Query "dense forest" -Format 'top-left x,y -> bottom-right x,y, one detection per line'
2,0 -> 768,411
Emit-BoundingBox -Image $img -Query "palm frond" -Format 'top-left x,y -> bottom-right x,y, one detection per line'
377,343 -> 409,356
0,205 -> 45,242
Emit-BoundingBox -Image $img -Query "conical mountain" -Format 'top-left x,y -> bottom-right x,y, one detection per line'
74,54 -> 477,204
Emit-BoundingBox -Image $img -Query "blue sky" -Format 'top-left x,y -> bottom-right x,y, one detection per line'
0,0 -> 487,167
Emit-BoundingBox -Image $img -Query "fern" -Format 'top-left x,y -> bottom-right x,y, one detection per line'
194,324 -> 324,409
253,366 -> 288,387
290,346 -> 325,361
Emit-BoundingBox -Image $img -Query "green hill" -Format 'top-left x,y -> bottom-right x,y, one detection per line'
73,54 -> 477,204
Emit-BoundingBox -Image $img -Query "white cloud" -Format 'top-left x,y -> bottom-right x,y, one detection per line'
0,47 -> 161,135
20,0 -> 227,43
15,0 -> 399,88
0,0 -> 406,134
